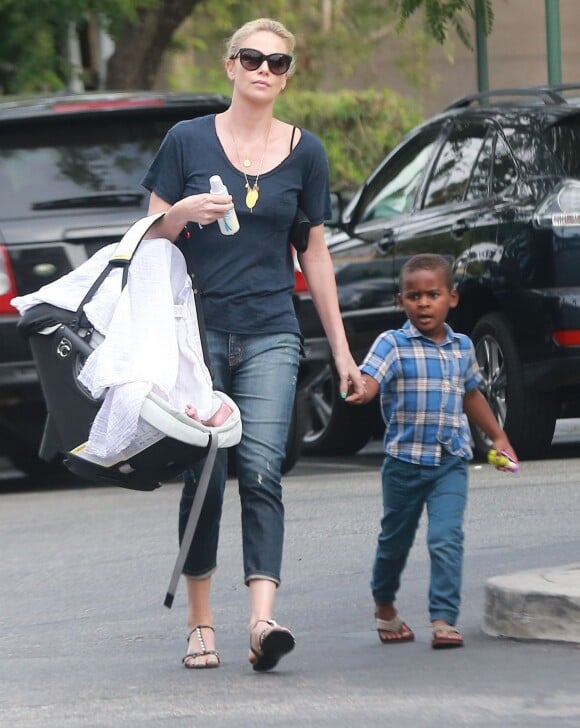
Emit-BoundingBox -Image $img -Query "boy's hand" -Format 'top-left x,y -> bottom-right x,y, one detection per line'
489,437 -> 519,472
346,373 -> 378,405
488,449 -> 519,472
345,379 -> 367,404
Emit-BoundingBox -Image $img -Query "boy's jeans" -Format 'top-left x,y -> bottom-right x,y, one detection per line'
179,329 -> 300,585
371,451 -> 468,625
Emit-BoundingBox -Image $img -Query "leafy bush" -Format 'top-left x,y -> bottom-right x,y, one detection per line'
276,88 -> 423,192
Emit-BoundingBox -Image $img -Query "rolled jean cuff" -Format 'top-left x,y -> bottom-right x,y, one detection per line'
245,573 -> 280,587
183,566 -> 217,581
430,610 -> 458,625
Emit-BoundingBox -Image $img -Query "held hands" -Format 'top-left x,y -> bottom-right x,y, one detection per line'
334,353 -> 376,405
333,351 -> 366,403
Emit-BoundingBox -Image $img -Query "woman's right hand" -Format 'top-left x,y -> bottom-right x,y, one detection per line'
147,190 -> 234,238
176,192 -> 235,228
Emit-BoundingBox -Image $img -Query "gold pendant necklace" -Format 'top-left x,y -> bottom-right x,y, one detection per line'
229,118 -> 273,212
245,184 -> 259,210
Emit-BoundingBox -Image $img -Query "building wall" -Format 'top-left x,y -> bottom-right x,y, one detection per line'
321,0 -> 580,116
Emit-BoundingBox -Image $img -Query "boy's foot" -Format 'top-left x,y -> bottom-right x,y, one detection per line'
431,621 -> 464,649
375,614 -> 415,644
183,625 -> 220,668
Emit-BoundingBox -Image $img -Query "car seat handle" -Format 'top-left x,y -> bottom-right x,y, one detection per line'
109,212 -> 166,266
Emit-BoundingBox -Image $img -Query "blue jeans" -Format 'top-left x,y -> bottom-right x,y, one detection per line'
179,329 -> 300,585
371,452 -> 468,625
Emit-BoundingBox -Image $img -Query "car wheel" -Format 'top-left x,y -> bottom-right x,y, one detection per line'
0,419 -> 67,482
300,363 -> 374,456
471,313 -> 557,459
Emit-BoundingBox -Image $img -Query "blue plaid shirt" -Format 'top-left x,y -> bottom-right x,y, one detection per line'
360,321 -> 483,465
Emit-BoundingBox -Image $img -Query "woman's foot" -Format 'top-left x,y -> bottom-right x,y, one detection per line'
248,619 -> 295,672
183,625 -> 220,668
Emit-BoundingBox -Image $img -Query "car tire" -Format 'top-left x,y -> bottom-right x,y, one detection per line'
300,363 -> 374,456
0,418 -> 68,482
471,313 -> 557,459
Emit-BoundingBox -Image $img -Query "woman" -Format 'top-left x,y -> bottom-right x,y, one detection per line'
142,17 -> 364,671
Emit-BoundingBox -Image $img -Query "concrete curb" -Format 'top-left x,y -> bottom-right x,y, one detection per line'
482,563 -> 580,643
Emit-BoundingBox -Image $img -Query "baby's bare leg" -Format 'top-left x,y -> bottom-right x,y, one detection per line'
203,402 -> 233,427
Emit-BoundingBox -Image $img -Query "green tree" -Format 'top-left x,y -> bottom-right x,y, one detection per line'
0,0 -> 494,95
106,0 -> 205,89
0,0 -> 159,93
168,0 -> 445,94
392,0 -> 493,48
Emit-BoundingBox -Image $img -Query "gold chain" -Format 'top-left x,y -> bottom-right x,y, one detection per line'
229,119 -> 273,212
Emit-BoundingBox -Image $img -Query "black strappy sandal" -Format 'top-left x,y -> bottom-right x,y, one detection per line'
182,625 -> 220,669
249,619 -> 295,672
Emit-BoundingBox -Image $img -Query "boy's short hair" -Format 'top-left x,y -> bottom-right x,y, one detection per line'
399,254 -> 454,291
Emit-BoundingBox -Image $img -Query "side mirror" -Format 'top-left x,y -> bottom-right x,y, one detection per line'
327,191 -> 354,229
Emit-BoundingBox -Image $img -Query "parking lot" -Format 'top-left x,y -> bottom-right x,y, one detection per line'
2,423 -> 580,727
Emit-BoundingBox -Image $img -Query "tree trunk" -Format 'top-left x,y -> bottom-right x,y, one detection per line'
106,0 -> 204,90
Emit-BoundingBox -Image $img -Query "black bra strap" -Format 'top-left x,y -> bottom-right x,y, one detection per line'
290,125 -> 298,152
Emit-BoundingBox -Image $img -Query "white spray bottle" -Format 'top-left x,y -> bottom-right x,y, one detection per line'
209,174 -> 240,235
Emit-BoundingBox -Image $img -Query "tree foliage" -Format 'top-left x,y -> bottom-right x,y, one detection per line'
0,0 -> 495,94
392,0 -> 493,48
276,89 -> 423,190
168,0 -> 441,93
106,0 -> 204,89
0,0 -> 156,93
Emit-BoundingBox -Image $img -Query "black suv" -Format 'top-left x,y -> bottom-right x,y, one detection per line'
0,92 -> 235,477
296,84 -> 580,460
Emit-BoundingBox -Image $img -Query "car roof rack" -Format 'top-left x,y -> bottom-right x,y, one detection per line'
445,84 -> 580,110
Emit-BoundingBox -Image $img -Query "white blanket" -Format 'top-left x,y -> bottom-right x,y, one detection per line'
12,238 -> 216,458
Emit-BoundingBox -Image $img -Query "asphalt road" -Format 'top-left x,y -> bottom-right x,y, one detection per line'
2,423 -> 580,727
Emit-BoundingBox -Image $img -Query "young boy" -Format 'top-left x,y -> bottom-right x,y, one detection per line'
347,253 -> 518,649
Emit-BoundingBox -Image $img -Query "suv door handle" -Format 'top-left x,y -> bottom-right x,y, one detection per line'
451,220 -> 468,238
377,231 -> 395,252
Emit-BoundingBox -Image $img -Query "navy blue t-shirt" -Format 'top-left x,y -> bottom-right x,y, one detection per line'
141,114 -> 331,335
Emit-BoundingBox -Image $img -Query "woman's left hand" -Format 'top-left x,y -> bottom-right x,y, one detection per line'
334,351 -> 365,401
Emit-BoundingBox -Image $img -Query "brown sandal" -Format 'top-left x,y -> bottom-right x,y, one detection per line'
375,615 -> 415,644
182,625 -> 220,669
431,623 -> 464,649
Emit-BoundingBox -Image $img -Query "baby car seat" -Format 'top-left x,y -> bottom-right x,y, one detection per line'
14,214 -> 242,606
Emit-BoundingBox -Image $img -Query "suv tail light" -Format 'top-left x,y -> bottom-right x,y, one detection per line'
292,248 -> 309,293
533,179 -> 580,228
552,331 -> 580,347
294,269 -> 309,293
0,245 -> 18,314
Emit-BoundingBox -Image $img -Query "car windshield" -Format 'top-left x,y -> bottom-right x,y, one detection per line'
0,116 -> 177,217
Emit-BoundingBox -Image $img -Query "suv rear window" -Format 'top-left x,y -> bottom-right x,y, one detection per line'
543,116 -> 580,178
0,115 -> 184,218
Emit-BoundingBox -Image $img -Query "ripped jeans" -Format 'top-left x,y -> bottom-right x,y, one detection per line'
179,329 -> 300,585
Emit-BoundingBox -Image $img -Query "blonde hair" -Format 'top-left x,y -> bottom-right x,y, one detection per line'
224,18 -> 296,76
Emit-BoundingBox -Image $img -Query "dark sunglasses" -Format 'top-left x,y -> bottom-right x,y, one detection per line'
231,48 -> 292,75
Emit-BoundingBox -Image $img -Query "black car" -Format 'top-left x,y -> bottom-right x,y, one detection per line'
296,84 -> 580,460
0,91 -> 302,477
